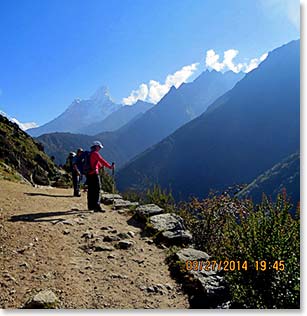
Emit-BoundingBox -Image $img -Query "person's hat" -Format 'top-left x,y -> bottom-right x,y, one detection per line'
77,148 -> 83,154
92,141 -> 103,149
69,151 -> 76,157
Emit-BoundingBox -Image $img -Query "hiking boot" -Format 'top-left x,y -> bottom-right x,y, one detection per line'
93,206 -> 105,213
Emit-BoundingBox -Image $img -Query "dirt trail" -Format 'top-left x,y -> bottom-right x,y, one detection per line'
0,180 -> 188,308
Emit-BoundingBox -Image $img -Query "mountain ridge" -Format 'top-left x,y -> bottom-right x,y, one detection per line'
38,70 -> 244,166
27,86 -> 121,137
116,40 -> 300,200
237,152 -> 299,208
77,100 -> 153,135
0,114 -> 68,186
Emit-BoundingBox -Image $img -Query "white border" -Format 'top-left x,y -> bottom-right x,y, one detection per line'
0,1 -> 305,315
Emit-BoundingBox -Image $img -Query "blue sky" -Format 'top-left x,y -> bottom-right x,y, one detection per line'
0,0 -> 300,126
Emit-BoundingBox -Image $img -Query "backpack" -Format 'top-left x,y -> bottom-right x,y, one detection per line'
81,151 -> 92,175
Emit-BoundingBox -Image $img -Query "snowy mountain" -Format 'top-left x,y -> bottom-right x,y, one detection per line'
27,86 -> 121,137
0,110 -> 38,131
38,70 -> 244,165
116,40 -> 300,200
77,100 -> 153,135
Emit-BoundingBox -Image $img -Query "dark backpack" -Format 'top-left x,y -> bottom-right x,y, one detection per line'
81,151 -> 92,175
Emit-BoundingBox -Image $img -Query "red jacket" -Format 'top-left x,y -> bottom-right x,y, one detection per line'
88,151 -> 112,175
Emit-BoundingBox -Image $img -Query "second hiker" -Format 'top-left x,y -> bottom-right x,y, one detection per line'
72,148 -> 84,197
87,141 -> 114,212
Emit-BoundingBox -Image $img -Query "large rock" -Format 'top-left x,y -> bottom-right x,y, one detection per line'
148,213 -> 192,245
101,193 -> 123,204
173,248 -> 229,308
24,290 -> 59,309
135,204 -> 164,220
149,213 -> 184,231
162,230 -> 192,244
176,248 -> 210,262
113,199 -> 139,210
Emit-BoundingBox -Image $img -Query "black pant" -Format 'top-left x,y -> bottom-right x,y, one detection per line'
72,171 -> 80,196
87,173 -> 101,210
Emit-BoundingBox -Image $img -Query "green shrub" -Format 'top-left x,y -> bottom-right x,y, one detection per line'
122,189 -> 143,203
179,191 -> 300,309
223,193 -> 300,308
178,193 -> 252,256
122,184 -> 175,213
145,184 -> 175,213
100,170 -> 115,193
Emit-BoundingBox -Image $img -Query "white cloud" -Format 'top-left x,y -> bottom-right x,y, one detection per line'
0,110 -> 39,131
123,48 -> 268,106
205,50 -> 224,71
223,49 -> 245,73
148,80 -> 170,104
122,83 -> 148,106
244,53 -> 269,73
205,49 -> 268,73
164,64 -> 199,88
122,63 -> 199,105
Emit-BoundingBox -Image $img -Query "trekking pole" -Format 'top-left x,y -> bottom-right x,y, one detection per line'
111,162 -> 115,210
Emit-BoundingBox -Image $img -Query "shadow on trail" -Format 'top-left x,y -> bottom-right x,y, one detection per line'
25,192 -> 75,198
9,209 -> 91,223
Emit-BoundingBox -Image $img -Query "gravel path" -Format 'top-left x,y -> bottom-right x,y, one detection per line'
0,180 -> 188,309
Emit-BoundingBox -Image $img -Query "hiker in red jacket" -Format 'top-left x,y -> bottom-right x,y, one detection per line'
87,141 -> 114,212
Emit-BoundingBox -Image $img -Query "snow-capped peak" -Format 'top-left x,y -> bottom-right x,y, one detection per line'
0,110 -> 39,131
90,86 -> 111,102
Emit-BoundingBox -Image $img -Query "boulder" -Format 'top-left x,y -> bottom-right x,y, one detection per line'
173,248 -> 229,308
24,290 -> 59,309
148,213 -> 192,245
149,213 -> 185,231
135,204 -> 164,220
113,199 -> 139,210
162,230 -> 193,245
175,248 -> 210,262
101,193 -> 123,204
